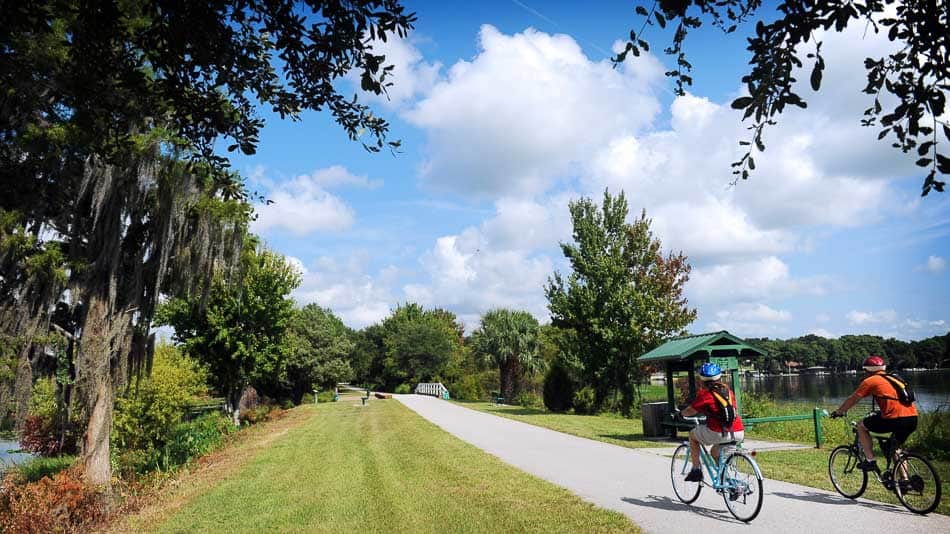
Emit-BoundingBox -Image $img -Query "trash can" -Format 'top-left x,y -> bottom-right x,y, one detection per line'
641,402 -> 669,437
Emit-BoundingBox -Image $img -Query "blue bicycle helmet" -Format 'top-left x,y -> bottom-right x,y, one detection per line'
699,362 -> 722,381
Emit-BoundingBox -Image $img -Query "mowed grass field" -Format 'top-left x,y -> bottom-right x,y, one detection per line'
147,394 -> 639,533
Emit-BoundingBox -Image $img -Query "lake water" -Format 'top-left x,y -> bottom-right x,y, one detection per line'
741,369 -> 950,412
0,440 -> 33,472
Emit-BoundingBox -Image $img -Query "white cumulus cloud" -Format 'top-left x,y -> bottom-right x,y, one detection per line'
353,35 -> 442,108
252,166 -> 378,236
405,25 -> 663,198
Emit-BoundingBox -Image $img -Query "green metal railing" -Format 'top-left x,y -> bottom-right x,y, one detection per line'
743,408 -> 827,448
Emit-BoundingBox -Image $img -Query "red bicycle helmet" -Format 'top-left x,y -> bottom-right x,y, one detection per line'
862,355 -> 886,372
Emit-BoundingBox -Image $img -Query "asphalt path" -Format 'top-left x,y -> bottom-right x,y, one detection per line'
396,394 -> 950,534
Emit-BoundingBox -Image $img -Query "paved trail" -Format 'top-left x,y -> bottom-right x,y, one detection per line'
397,395 -> 949,534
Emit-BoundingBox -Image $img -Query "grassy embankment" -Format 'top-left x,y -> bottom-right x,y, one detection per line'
457,396 -> 949,515
131,390 -> 639,533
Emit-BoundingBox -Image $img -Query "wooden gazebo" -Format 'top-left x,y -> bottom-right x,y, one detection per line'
638,331 -> 766,434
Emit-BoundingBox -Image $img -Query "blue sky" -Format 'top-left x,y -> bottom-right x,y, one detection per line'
228,0 -> 949,341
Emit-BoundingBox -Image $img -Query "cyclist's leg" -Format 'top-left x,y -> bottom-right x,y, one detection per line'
858,414 -> 883,462
892,415 -> 917,449
688,429 -> 702,468
891,416 -> 918,479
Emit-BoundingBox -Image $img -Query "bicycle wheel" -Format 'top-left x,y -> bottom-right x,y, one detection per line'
722,453 -> 763,522
670,444 -> 702,503
828,445 -> 867,499
894,453 -> 941,514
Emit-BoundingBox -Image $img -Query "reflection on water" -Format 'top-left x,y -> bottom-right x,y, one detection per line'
742,369 -> 950,411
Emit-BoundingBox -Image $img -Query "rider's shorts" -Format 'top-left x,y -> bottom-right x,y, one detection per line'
863,413 -> 918,444
691,425 -> 744,446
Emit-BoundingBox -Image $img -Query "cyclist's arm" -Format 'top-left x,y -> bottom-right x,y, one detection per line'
681,405 -> 699,417
833,391 -> 863,415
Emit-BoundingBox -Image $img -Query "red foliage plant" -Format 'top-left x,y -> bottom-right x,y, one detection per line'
0,467 -> 107,533
18,416 -> 64,457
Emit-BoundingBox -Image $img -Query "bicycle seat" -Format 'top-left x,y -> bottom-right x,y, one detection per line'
721,440 -> 739,446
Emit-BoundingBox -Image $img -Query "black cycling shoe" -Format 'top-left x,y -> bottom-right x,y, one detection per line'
685,468 -> 703,482
858,459 -> 879,472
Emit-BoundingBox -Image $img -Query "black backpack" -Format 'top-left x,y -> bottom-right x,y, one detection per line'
709,384 -> 737,430
878,373 -> 916,406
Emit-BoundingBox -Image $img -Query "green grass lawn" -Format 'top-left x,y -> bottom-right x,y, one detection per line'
453,401 -> 665,448
151,400 -> 639,533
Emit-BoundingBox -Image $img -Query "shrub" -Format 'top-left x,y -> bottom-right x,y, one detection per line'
15,456 -> 75,484
740,392 -> 777,419
18,416 -> 61,457
154,413 -> 233,471
543,363 -> 575,413
394,383 -> 411,394
28,378 -> 57,420
515,391 -> 542,408
112,344 -> 209,455
572,386 -> 597,415
300,393 -> 314,404
0,467 -> 106,533
910,408 -> 950,460
239,405 -> 272,425
448,374 -> 485,401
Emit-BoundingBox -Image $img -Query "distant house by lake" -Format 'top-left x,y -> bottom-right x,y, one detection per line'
801,366 -> 829,375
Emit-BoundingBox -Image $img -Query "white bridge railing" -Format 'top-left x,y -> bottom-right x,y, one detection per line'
415,382 -> 450,399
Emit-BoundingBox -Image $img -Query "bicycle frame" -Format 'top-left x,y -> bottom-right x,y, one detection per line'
845,420 -> 904,486
677,440 -> 761,492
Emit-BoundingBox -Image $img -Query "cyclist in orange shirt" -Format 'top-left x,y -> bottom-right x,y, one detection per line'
831,355 -> 918,472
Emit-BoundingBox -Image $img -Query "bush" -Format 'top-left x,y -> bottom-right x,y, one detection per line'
740,392 -> 777,419
910,408 -> 950,460
300,393 -> 314,404
447,374 -> 486,401
572,386 -> 597,415
18,416 -> 62,457
394,383 -> 411,394
112,344 -> 209,456
0,467 -> 106,533
240,405 -> 273,425
15,456 -> 75,484
154,413 -> 233,471
28,378 -> 57,420
543,363 -> 575,413
515,391 -> 542,408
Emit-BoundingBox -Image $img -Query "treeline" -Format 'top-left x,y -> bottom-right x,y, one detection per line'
745,333 -> 950,372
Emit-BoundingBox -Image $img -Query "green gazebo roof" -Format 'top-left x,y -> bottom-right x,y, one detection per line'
639,330 -> 767,363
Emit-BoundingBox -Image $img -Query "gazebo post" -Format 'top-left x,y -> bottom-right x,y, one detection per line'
731,367 -> 742,414
665,363 -> 674,408
687,364 -> 696,401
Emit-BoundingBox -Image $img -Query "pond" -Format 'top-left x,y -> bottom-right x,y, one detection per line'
0,439 -> 33,472
742,369 -> 950,412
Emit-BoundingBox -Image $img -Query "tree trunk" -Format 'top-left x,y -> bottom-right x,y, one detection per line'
228,387 -> 241,426
13,346 -> 33,432
500,357 -> 522,402
76,293 -> 115,487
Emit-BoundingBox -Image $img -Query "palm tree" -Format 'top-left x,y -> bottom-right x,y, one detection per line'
472,309 -> 543,402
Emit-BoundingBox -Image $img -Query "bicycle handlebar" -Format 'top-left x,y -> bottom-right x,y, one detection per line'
672,408 -> 704,425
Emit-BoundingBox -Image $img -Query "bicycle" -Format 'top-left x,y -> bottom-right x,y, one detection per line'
827,413 -> 941,515
670,413 -> 764,522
